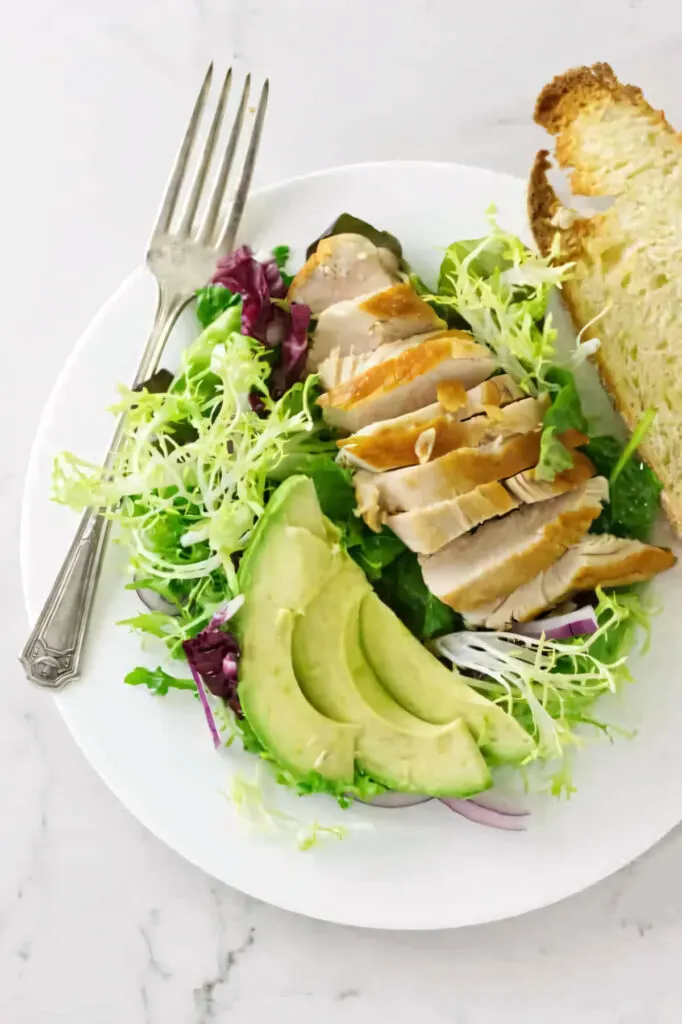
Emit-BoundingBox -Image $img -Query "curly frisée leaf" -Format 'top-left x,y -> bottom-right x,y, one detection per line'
431,588 -> 650,790
52,304 -> 329,654
429,208 -> 573,393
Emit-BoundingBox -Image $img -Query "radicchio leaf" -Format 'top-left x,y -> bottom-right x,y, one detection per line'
182,624 -> 242,715
212,245 -> 312,400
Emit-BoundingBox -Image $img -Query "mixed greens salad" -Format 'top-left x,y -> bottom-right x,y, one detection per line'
54,210 -> 666,833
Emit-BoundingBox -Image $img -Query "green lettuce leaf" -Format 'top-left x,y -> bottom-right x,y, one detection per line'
375,551 -> 460,641
428,209 -> 573,393
584,431 -> 663,541
195,284 -> 240,327
535,367 -> 589,480
271,244 -> 294,288
536,426 -> 575,481
124,665 -> 196,695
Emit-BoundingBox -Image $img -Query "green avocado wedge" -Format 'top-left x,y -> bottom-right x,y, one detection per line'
292,561 -> 492,797
237,478 -> 357,784
359,592 -> 535,766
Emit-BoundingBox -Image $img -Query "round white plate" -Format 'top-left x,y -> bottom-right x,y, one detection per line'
21,161 -> 682,930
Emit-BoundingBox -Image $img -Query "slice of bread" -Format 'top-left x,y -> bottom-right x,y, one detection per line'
528,62 -> 682,531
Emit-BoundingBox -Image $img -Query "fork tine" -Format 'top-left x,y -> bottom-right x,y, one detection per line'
151,63 -> 213,237
219,79 -> 269,253
178,68 -> 233,237
199,75 -> 251,246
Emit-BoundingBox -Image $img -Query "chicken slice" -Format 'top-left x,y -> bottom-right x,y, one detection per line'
355,432 -> 547,520
338,394 -> 548,471
316,328 -> 446,391
419,478 -> 609,611
464,534 -> 676,628
288,233 -> 399,314
373,448 -> 596,551
386,482 -> 520,554
505,450 -> 595,502
308,283 -> 445,370
318,331 -> 495,433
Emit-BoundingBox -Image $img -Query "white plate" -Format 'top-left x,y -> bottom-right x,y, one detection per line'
21,161 -> 682,930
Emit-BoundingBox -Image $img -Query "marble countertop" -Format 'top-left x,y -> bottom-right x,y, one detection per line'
5,1 -> 682,1020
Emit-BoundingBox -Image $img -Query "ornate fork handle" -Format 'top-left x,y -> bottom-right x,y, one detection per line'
21,290 -> 187,689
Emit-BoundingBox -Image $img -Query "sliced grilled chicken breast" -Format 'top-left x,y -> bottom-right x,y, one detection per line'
505,450 -> 595,502
338,394 -> 548,471
419,477 -> 609,611
355,432 -> 546,522
308,283 -> 445,370
317,328 -> 446,391
288,234 -> 399,314
464,534 -> 676,628
318,331 -> 495,433
387,482 -> 520,554
375,449 -> 596,552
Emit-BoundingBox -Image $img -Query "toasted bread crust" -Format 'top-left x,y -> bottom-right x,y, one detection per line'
534,63 -> 652,136
528,64 -> 682,533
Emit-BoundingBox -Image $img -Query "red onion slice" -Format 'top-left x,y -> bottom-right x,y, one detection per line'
187,662 -> 222,750
514,604 -> 598,641
440,797 -> 529,831
358,792 -> 433,808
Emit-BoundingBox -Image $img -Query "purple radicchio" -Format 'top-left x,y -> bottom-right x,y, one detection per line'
212,246 -> 311,398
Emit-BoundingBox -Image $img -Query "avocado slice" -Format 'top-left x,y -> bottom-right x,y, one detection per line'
237,478 -> 357,783
359,593 -> 535,765
292,562 -> 491,796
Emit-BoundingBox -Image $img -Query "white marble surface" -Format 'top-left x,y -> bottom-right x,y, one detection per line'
5,1 -> 682,1020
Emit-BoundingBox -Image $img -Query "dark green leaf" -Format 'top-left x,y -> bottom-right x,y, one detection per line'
351,528 -> 406,581
305,213 -> 403,263
124,665 -> 195,695
195,284 -> 240,327
133,369 -> 174,395
583,435 -> 663,541
374,551 -> 461,641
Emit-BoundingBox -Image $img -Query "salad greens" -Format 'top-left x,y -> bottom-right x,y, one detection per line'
585,428 -> 663,542
433,587 -> 650,794
53,220 -> 666,825
424,211 -> 589,481
54,303 -> 331,656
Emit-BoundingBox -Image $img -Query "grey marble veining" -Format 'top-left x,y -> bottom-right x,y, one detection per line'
4,0 -> 682,1020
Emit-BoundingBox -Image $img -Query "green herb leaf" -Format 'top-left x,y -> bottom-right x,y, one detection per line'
124,665 -> 196,695
584,433 -> 663,541
543,366 -> 588,435
375,551 -> 461,641
195,284 -> 240,327
535,426 -> 575,481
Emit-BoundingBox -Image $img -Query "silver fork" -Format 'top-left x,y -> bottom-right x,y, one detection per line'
21,64 -> 269,690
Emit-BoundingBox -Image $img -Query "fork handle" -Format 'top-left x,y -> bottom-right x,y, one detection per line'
21,286 -> 188,690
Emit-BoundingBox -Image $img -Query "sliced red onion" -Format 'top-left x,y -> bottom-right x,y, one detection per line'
187,662 -> 222,750
514,605 -> 598,641
134,575 -> 179,615
357,792 -> 433,808
209,594 -> 245,628
440,797 -> 529,831
466,791 -> 529,816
